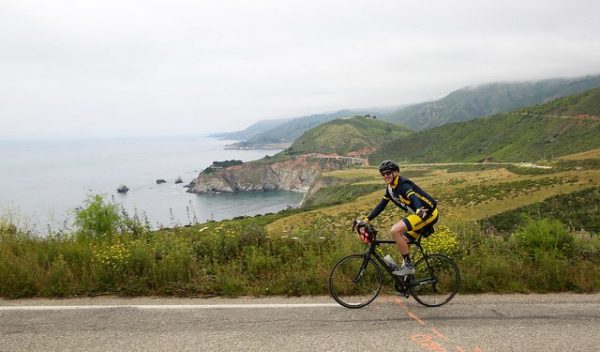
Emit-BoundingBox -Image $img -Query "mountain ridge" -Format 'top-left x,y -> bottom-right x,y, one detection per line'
215,74 -> 600,149
382,74 -> 600,130
370,88 -> 600,164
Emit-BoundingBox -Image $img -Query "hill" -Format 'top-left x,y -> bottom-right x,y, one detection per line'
224,109 -> 390,149
188,116 -> 411,194
209,118 -> 292,141
370,88 -> 600,164
282,116 -> 412,157
382,74 -> 600,131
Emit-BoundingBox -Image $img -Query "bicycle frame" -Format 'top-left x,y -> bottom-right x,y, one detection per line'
360,236 -> 437,295
330,225 -> 460,308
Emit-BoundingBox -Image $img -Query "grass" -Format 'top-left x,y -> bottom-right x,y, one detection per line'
2,208 -> 598,298
371,89 -> 600,164
481,186 -> 600,234
1,151 -> 599,298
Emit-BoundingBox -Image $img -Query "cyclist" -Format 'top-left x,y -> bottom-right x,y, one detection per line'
359,160 -> 438,276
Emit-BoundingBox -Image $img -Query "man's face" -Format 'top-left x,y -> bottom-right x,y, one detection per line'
381,170 -> 397,184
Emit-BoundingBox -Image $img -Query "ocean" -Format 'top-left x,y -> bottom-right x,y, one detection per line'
0,136 -> 302,234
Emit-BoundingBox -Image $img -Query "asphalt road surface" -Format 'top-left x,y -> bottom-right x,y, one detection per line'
1,293 -> 599,352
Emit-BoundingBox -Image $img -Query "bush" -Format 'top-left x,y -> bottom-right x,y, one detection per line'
1,209 -> 599,298
423,226 -> 459,255
511,218 -> 574,257
74,195 -> 121,241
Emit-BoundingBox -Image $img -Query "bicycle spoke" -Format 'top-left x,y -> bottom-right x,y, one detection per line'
410,254 -> 460,307
329,254 -> 383,309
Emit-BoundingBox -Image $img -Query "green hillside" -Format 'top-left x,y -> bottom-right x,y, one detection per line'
481,186 -> 600,234
282,116 -> 412,156
225,109 -> 381,149
370,88 -> 600,163
382,75 -> 600,131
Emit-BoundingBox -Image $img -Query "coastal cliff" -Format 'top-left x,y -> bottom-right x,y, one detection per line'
187,156 -> 362,194
188,116 -> 399,195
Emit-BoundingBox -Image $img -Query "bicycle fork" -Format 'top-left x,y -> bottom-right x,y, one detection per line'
351,255 -> 370,284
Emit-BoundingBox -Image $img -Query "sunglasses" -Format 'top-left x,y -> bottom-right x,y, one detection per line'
381,170 -> 394,177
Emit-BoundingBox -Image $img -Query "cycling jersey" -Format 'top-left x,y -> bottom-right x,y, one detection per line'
367,176 -> 438,236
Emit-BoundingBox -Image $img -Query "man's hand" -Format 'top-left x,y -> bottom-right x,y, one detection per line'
352,218 -> 367,231
416,207 -> 428,219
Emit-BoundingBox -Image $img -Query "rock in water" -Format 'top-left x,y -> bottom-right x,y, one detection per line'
117,185 -> 129,193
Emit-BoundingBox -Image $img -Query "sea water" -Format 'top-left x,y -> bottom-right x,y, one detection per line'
0,136 -> 302,234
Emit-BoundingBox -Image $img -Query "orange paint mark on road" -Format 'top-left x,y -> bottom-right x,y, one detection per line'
393,297 -> 484,352
411,334 -> 448,352
408,311 -> 427,325
394,297 -> 408,310
431,327 -> 448,341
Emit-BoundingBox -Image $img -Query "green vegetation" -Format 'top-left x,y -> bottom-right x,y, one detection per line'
0,199 -> 360,298
202,160 -> 244,174
481,187 -> 600,234
555,159 -> 600,171
212,160 -> 243,168
302,183 -> 382,208
439,176 -> 579,207
456,220 -> 600,293
283,116 -> 411,156
371,89 -> 600,164
1,196 -> 598,298
3,89 -> 600,299
522,87 -> 600,116
225,110 -> 368,149
383,75 -> 600,130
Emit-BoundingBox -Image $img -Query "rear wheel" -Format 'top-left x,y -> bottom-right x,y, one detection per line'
329,254 -> 383,309
409,254 -> 460,307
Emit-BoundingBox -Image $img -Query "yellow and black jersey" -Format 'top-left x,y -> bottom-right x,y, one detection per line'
367,176 -> 437,221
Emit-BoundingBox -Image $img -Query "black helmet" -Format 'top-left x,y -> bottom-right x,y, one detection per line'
378,160 -> 399,174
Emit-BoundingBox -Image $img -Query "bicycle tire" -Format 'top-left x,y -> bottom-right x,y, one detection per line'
328,254 -> 383,309
409,253 -> 460,307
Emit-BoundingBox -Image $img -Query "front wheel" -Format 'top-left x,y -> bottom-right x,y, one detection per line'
410,254 -> 460,307
328,254 -> 383,309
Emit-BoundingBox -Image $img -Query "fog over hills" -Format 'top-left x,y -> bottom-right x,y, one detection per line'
383,74 -> 600,130
220,74 -> 600,149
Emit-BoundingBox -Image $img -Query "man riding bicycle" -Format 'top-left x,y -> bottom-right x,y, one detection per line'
358,160 -> 439,276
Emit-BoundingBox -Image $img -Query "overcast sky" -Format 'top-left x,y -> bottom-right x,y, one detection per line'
1,0 -> 599,140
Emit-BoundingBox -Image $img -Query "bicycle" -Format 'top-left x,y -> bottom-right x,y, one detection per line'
328,223 -> 460,309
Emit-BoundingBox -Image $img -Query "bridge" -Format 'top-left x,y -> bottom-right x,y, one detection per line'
297,153 -> 369,166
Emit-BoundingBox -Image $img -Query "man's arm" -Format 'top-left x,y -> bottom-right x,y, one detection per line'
405,189 -> 429,218
366,197 -> 389,221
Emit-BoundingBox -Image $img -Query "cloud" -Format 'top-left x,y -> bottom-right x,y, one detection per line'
1,0 -> 599,139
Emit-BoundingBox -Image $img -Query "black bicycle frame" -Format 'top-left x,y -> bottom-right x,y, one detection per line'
359,237 -> 438,292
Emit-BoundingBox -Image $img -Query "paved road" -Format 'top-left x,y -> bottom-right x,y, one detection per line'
1,294 -> 599,352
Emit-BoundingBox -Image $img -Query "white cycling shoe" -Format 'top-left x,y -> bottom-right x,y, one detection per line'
392,264 -> 415,276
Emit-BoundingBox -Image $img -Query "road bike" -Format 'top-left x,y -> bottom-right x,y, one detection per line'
328,224 -> 460,308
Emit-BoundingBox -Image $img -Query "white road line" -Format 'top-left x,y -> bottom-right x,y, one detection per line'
0,303 -> 340,311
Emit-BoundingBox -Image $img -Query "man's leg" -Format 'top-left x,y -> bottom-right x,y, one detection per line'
390,220 -> 410,256
390,219 -> 416,275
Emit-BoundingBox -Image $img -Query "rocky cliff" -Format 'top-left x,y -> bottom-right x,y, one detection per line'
187,156 -> 356,194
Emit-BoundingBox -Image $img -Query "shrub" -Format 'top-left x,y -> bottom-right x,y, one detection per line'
422,225 -> 459,255
1,210 -> 599,297
74,195 -> 121,241
511,218 -> 574,257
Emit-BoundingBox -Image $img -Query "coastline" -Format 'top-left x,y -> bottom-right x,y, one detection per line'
0,136 -> 301,234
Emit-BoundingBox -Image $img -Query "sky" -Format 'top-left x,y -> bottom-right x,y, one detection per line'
1,0 -> 599,140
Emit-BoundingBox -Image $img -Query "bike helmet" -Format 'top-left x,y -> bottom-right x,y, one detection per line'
378,160 -> 400,174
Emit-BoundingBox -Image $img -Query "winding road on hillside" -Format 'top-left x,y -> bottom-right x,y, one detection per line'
1,294 -> 599,352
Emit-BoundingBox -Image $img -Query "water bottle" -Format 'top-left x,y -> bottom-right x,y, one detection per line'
383,254 -> 399,271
